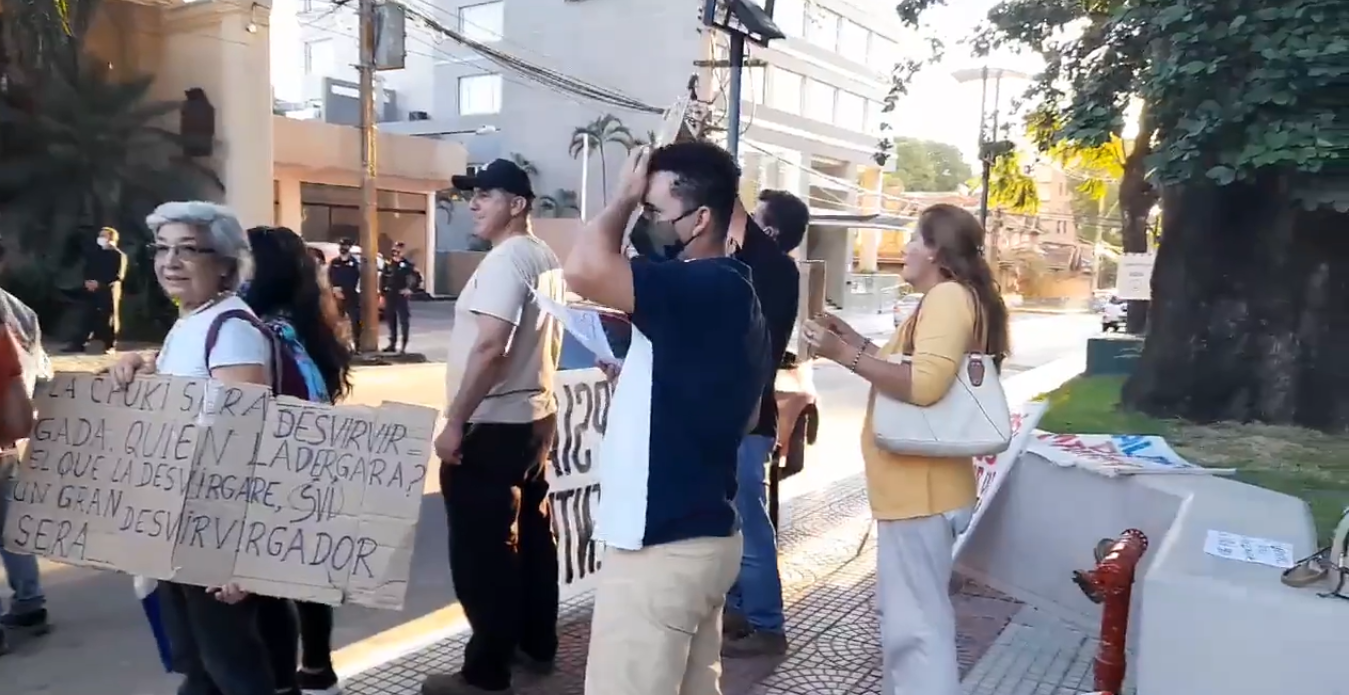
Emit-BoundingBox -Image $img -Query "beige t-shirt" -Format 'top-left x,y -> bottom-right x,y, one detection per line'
445,234 -> 565,424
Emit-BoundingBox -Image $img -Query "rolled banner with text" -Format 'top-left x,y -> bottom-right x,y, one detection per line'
547,368 -> 610,598
952,400 -> 1048,560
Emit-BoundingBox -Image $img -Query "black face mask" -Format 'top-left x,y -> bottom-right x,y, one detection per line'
630,209 -> 700,262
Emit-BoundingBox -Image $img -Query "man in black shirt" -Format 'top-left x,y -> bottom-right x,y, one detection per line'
380,241 -> 418,353
64,226 -> 126,353
327,238 -> 362,346
722,189 -> 808,657
755,188 -> 810,257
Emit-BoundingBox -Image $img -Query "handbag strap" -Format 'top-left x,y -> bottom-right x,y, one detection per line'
901,284 -> 989,357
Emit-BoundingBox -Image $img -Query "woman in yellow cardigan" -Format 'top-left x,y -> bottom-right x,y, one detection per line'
803,204 -> 1010,695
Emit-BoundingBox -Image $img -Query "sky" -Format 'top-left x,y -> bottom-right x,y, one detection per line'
882,0 -> 1046,168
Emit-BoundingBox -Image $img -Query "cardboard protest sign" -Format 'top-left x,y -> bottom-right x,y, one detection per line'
547,368 -> 609,597
953,400 -> 1047,560
2,372 -> 437,610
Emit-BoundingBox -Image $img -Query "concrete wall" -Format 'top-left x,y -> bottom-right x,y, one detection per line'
959,451 -> 1343,694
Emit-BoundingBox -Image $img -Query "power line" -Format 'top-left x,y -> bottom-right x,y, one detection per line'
394,1 -> 662,114
296,0 -> 663,115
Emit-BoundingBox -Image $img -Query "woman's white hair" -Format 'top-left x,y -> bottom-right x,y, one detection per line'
146,201 -> 253,291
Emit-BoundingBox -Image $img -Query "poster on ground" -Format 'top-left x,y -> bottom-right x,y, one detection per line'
1028,433 -> 1232,477
952,401 -> 1047,559
2,372 -> 438,610
547,368 -> 609,598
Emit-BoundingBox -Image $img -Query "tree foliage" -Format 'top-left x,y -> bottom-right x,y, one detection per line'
985,149 -> 1040,215
536,189 -> 581,218
569,114 -> 632,205
0,64 -> 221,256
888,137 -> 973,192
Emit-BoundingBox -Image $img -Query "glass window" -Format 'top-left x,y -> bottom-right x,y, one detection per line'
459,74 -> 502,115
838,20 -> 868,63
835,91 -> 865,131
868,34 -> 898,69
460,1 -> 504,42
769,67 -> 803,114
771,0 -> 805,37
805,8 -> 839,52
303,39 -> 332,75
804,79 -> 835,123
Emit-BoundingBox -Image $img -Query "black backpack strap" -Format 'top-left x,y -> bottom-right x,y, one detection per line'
203,309 -> 283,392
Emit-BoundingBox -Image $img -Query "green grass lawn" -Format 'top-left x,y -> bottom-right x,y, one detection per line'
1039,375 -> 1349,544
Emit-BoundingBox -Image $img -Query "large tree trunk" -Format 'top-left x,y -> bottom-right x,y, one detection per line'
1120,176 -> 1349,430
1119,108 -> 1158,333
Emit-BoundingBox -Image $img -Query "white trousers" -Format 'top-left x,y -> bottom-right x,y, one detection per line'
876,514 -> 962,695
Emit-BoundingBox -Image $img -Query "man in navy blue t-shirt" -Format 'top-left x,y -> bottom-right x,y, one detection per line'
564,140 -> 771,695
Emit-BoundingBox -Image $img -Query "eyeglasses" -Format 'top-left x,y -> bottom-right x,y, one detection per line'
148,243 -> 216,261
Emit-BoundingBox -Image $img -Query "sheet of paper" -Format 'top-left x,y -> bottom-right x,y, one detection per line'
533,292 -> 615,362
1202,529 -> 1296,569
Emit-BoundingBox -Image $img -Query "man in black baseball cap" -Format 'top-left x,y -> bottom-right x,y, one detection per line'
451,158 -> 535,209
424,156 -> 565,695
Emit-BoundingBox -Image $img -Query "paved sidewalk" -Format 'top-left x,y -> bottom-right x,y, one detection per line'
340,475 -> 1028,695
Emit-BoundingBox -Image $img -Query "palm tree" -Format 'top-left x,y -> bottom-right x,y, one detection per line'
0,64 -> 222,250
568,114 -> 632,204
509,152 -> 539,179
536,189 -> 581,218
0,61 -> 223,338
622,129 -> 660,150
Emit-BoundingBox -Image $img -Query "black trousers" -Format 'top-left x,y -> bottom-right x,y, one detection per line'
71,287 -> 116,348
257,597 -> 335,687
384,293 -> 410,347
159,582 -> 277,695
337,291 -> 361,346
441,415 -> 560,691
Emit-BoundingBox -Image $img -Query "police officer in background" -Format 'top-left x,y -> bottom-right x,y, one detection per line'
327,238 -> 362,346
380,241 -> 418,353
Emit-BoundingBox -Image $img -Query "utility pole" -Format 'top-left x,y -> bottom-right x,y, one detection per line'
702,0 -> 783,156
357,0 -> 380,353
725,33 -> 745,157
977,66 -> 991,230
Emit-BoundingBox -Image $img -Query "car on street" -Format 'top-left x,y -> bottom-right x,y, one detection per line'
1101,295 -> 1127,332
893,293 -> 923,327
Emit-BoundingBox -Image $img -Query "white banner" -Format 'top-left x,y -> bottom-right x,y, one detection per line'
546,368 -> 609,596
953,401 -> 1047,559
1028,432 -> 1229,477
1116,253 -> 1156,300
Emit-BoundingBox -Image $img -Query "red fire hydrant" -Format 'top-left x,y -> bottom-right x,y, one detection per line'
1071,528 -> 1149,695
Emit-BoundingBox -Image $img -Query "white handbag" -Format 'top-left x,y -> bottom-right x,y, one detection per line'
871,297 -> 1012,457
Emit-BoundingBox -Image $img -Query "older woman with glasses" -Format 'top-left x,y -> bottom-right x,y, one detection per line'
106,201 -> 286,695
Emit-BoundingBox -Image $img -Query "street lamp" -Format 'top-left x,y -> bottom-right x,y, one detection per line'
952,67 -> 1029,229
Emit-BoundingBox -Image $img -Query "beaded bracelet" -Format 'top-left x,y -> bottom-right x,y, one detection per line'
847,346 -> 864,373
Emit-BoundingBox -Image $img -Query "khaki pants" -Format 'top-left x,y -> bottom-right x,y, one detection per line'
585,534 -> 743,695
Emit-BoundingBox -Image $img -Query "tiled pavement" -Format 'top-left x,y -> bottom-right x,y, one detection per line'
340,475 -> 1034,695
962,605 -> 1135,695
